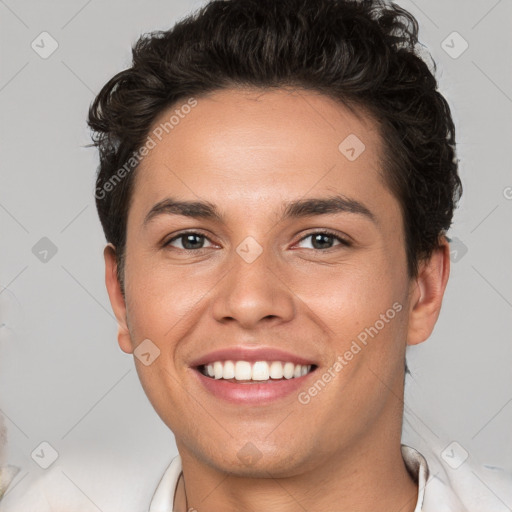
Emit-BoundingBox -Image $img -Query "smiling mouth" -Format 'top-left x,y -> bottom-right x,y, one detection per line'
197,360 -> 317,383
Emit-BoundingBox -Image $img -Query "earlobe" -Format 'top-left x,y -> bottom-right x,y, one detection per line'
104,244 -> 134,354
407,236 -> 451,346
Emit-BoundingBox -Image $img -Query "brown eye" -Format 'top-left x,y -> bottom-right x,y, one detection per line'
165,232 -> 213,250
296,231 -> 351,250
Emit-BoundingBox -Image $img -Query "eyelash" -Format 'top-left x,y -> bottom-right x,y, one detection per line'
163,230 -> 352,251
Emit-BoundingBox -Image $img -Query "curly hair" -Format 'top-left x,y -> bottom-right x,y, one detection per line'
88,0 -> 462,287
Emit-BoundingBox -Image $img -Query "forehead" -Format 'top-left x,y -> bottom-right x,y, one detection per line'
131,87 -> 394,220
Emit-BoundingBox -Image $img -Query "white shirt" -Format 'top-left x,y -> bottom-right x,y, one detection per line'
148,445 -> 454,512
1,443 -> 511,511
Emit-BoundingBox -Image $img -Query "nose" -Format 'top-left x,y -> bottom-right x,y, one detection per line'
211,243 -> 295,329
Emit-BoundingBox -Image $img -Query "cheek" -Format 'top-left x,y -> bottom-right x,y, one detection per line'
299,256 -> 404,333
294,256 -> 410,387
123,253 -> 211,341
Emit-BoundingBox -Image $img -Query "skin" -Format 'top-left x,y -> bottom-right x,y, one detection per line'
104,87 -> 450,512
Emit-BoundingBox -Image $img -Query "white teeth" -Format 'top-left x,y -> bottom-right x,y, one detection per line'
201,360 -> 313,381
283,362 -> 295,379
223,360 -> 235,379
269,361 -> 284,379
252,361 -> 269,381
235,361 -> 252,380
213,361 -> 223,380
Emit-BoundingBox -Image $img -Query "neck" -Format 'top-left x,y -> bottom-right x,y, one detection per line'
174,430 -> 418,512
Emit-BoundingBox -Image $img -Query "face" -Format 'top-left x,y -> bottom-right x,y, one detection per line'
105,87 -> 449,477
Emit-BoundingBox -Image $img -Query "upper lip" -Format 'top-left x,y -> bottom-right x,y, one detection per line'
189,346 -> 318,367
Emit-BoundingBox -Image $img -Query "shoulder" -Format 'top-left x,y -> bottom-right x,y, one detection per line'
0,449 -> 169,512
402,376 -> 512,512
403,442 -> 512,512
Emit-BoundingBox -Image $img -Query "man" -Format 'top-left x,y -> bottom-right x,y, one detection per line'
91,0 -> 461,508
88,0 -> 510,510
1,0 -> 510,511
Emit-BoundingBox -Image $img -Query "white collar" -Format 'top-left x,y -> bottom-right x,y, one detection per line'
149,444 -> 428,512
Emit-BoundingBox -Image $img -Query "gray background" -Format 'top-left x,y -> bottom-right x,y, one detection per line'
1,0 -> 511,505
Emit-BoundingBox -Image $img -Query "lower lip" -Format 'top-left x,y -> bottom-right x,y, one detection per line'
193,368 -> 316,405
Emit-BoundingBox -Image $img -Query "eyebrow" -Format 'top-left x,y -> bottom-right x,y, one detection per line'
143,194 -> 376,226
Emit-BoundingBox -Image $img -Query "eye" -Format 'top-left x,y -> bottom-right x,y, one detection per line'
296,230 -> 351,250
164,232 -> 215,250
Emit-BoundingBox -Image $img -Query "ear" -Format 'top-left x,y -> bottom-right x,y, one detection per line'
104,244 -> 134,354
407,236 -> 451,346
